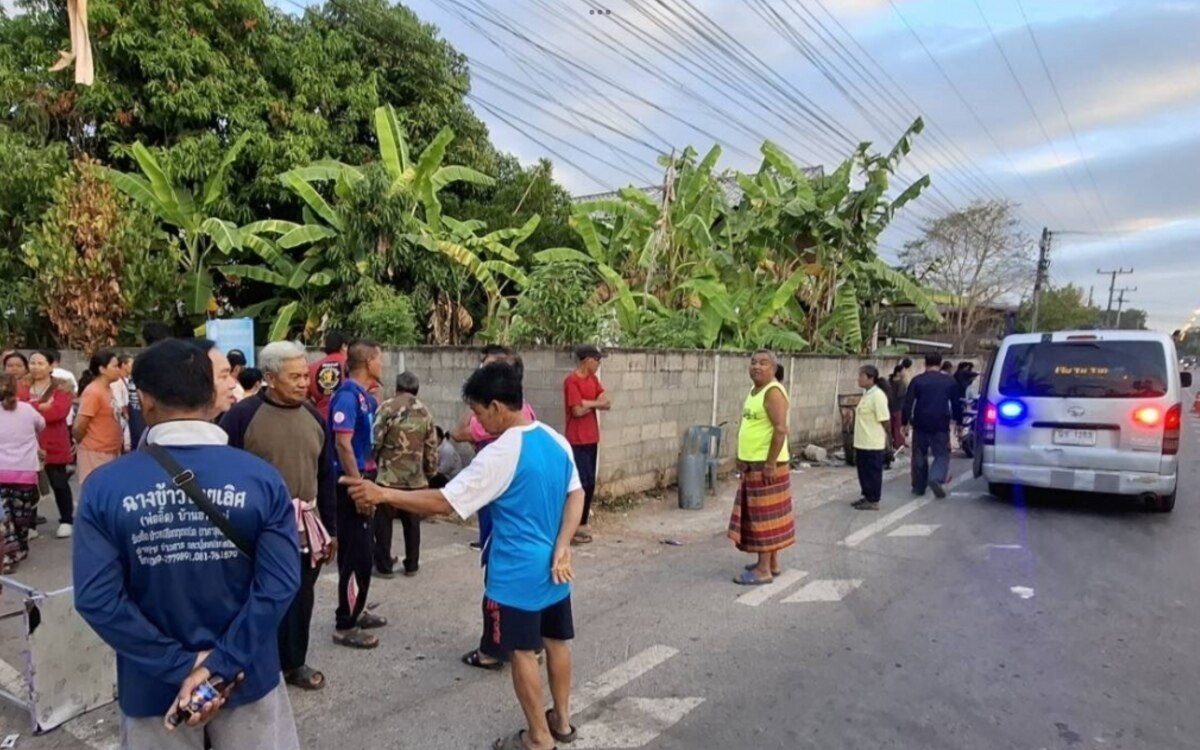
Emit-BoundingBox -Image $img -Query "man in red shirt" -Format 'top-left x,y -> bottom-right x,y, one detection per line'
309,331 -> 348,421
563,345 -> 611,545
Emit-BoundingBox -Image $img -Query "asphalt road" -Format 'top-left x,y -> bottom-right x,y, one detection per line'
2,416 -> 1198,749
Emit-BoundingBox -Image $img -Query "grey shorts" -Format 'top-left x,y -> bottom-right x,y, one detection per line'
120,682 -> 299,750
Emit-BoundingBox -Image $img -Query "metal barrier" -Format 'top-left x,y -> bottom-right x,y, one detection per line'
0,576 -> 116,733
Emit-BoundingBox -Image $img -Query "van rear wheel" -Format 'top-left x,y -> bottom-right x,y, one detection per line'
987,482 -> 1012,499
1150,491 -> 1176,513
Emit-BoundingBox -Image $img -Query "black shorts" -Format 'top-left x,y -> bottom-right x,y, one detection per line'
479,595 -> 574,659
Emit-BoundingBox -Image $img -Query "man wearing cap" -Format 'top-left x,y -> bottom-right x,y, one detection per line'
563,345 -> 611,545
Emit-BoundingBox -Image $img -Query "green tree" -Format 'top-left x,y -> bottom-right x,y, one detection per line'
100,136 -> 247,318
1018,284 -> 1099,332
510,261 -> 601,345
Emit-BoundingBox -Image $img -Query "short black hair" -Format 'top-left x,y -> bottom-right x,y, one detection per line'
462,362 -> 523,411
192,338 -> 217,354
395,371 -> 420,396
237,367 -> 263,391
88,349 -> 118,375
118,353 -> 134,366
227,349 -> 247,368
42,348 -> 62,365
480,344 -> 511,361
347,339 -> 380,372
141,321 -> 173,346
774,363 -> 785,382
924,353 -> 943,367
3,351 -> 28,369
324,330 -> 348,355
859,364 -> 880,384
901,358 -> 913,368
132,340 -> 214,411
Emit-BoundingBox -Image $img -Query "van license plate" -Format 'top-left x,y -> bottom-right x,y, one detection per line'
1054,429 -> 1097,446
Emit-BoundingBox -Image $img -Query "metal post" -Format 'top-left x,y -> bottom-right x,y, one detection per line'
1031,227 -> 1051,332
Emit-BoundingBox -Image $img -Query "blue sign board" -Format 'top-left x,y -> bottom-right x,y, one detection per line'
205,318 -> 256,367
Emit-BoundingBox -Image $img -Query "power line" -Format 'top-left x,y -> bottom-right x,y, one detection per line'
971,0 -> 1100,230
885,0 -> 1066,228
1012,0 -> 1122,236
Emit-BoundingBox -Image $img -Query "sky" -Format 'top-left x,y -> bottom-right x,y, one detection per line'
285,1 -> 1190,330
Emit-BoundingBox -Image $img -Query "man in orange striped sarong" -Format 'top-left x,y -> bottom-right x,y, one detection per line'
729,350 -> 796,585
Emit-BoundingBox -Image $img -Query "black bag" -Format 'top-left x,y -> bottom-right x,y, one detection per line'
143,444 -> 255,561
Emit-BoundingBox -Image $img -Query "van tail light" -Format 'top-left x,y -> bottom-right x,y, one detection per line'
982,400 -> 997,445
1133,406 -> 1162,427
1163,404 -> 1182,455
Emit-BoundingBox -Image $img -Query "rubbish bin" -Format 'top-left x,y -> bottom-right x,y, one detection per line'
837,393 -> 861,467
678,424 -> 724,510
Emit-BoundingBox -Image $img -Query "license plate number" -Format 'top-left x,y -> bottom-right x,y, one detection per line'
1054,429 -> 1097,446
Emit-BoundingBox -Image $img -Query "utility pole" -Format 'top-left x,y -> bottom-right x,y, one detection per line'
1113,286 -> 1138,329
1031,227 -> 1051,332
1096,267 -> 1134,327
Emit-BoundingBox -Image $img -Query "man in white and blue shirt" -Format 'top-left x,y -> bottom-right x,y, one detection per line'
343,362 -> 584,750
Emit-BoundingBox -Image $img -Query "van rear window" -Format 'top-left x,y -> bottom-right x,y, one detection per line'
998,341 -> 1168,398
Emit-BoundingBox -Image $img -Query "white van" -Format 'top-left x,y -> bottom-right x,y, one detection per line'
974,331 -> 1191,512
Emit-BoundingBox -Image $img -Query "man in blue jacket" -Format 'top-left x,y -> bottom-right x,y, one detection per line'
902,352 -> 964,499
73,339 -> 301,749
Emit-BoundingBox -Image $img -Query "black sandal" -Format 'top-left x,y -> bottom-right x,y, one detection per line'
331,629 -> 378,649
546,709 -> 577,744
358,611 -> 388,629
461,649 -> 503,671
284,665 -> 326,691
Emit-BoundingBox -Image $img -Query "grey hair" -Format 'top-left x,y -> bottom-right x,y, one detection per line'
258,341 -> 307,375
752,348 -> 778,365
395,371 -> 420,396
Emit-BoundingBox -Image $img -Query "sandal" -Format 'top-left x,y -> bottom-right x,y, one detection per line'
493,730 -> 555,750
571,530 -> 592,546
733,570 -> 773,586
744,562 -> 783,577
358,611 -> 388,630
284,665 -> 326,691
462,649 -> 503,671
331,629 -> 378,650
546,709 -> 577,744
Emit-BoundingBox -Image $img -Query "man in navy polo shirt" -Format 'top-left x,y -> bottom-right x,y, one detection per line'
344,362 -> 585,750
329,339 -> 387,649
73,339 -> 300,749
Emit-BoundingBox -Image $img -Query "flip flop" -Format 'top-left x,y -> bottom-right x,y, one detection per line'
546,709 -> 577,744
744,562 -> 783,576
733,570 -> 773,586
284,665 -> 326,691
493,730 -> 555,750
358,611 -> 388,629
331,629 -> 378,649
462,649 -> 503,671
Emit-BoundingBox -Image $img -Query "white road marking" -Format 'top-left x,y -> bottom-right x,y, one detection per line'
839,498 -> 931,547
572,645 -> 680,715
735,570 -> 807,607
986,544 -> 1023,550
1010,586 -> 1035,599
574,697 -> 706,749
887,524 -> 940,538
782,579 -> 863,603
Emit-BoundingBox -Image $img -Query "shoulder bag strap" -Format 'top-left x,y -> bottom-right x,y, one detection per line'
143,443 -> 256,561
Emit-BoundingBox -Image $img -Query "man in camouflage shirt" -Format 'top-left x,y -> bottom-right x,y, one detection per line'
372,371 -> 438,578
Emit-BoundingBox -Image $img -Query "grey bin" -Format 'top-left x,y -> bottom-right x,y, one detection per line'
678,424 -> 724,510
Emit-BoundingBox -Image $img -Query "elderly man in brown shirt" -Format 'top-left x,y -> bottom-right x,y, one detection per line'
372,371 -> 438,579
221,340 -> 337,691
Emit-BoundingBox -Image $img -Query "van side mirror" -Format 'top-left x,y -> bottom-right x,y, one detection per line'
1182,372 -> 1193,389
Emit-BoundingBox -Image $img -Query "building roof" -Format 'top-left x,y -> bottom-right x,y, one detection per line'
572,167 -> 825,207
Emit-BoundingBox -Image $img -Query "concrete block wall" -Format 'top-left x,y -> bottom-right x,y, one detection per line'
47,345 -> 971,499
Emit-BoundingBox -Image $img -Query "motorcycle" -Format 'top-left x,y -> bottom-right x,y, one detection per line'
959,396 -> 978,458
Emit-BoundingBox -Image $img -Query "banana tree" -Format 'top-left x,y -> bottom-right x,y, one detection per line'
99,135 -> 248,318
219,225 -> 335,341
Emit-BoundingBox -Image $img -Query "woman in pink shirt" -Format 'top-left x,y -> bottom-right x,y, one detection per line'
0,373 -> 45,570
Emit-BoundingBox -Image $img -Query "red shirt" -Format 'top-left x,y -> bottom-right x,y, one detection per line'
309,352 -> 346,420
564,372 -> 604,446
